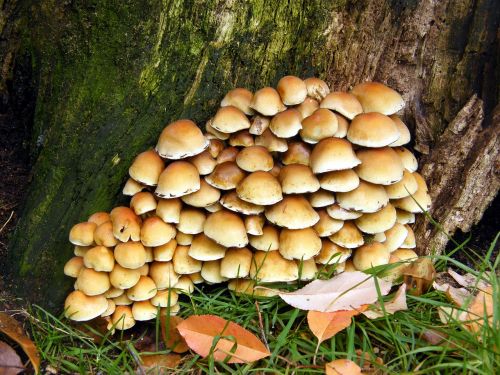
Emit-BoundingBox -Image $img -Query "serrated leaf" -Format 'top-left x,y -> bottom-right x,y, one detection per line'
307,305 -> 367,343
177,315 -> 270,363
0,340 -> 24,375
279,271 -> 391,312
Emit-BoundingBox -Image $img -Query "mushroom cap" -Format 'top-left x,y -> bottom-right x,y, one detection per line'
64,256 -> 84,278
304,77 -> 330,101
278,164 -> 320,194
110,306 -> 136,330
243,215 -> 264,236
319,169 -> 360,193
208,138 -> 225,158
205,161 -> 246,190
326,204 -> 363,220
176,231 -> 193,246
132,300 -> 158,321
235,145 -> 274,172
220,191 -> 265,215
156,198 -> 182,224
123,178 -> 145,196
181,179 -> 221,208
64,291 -> 108,321
69,222 -> 97,246
373,232 -> 387,242
333,114 -> 349,138
320,92 -> 363,120
216,146 -> 239,164
114,241 -> 147,269
83,246 -> 115,272
336,181 -> 389,213
316,240 -> 352,265
236,171 -> 283,205
204,201 -> 223,213
205,118 -> 230,140
295,97 -> 320,119
141,216 -> 176,247
155,161 -> 200,198
129,150 -> 164,186
212,106 -> 251,133
101,299 -> 116,318
105,287 -> 125,299
249,225 -> 279,251
93,221 -> 118,247
173,275 -> 195,294
389,115 -> 411,146
277,75 -> 307,105
249,250 -> 299,282
298,258 -> 318,280
265,196 -> 320,229
229,130 -> 254,147
310,138 -> 361,173
279,228 -> 322,260
329,221 -> 364,248
351,81 -> 404,115
391,248 -> 418,261
188,150 -> 217,176
228,279 -> 280,297
76,268 -> 110,296
201,260 -> 228,284
309,190 -> 336,208
188,233 -> 227,261
220,247 -> 253,278
153,240 -> 177,262
221,88 -> 254,115
355,147 -> 404,185
314,210 -> 344,237
88,212 -> 111,226
300,108 -> 338,143
249,115 -> 270,136
127,276 -> 157,301
347,112 -> 400,147
110,207 -> 142,242
203,210 -> 248,248
393,147 -> 418,172
392,172 -> 431,213
353,242 -> 391,271
250,87 -> 286,116
110,264 -> 141,289
383,222 -> 408,251
385,170 -> 418,199
282,141 -> 311,166
255,129 -> 288,152
177,208 -> 206,234
151,289 -> 179,307
156,119 -> 208,159
130,192 -> 157,215
269,109 -> 303,138
113,293 -> 133,306
149,261 -> 179,289
395,209 -> 415,224
400,224 -> 416,248
354,203 -> 397,234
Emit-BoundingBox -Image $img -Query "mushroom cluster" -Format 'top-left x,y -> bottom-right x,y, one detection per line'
63,77 -> 431,329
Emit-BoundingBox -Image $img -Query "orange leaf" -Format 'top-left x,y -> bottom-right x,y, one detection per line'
307,305 -> 367,343
160,315 -> 189,353
0,313 -> 40,374
176,315 -> 270,363
461,286 -> 494,334
140,353 -> 181,371
0,340 -> 24,375
325,359 -> 362,375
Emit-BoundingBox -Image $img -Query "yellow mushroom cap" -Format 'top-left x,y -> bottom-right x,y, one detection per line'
94,221 -> 118,247
205,161 -> 246,190
221,87 -> 254,115
149,261 -> 179,289
249,225 -> 279,251
113,293 -> 133,306
212,106 -> 251,133
188,233 -> 227,261
298,258 -> 318,280
353,242 -> 391,271
393,147 -> 418,172
250,250 -> 299,282
205,118 -> 230,140
151,289 -> 179,307
282,141 -> 311,166
320,92 -> 363,120
123,178 -> 145,196
140,216 -> 176,247
245,214 -> 265,235
279,228 -> 322,260
188,150 -> 217,176
315,240 -> 352,265
314,210 -> 344,237
236,171 -> 283,205
173,275 -> 195,294
265,196 -> 319,229
392,172 -> 431,213
156,198 -> 182,224
347,112 -> 400,147
333,113 -> 349,138
400,225 -> 416,248
156,119 -> 208,159
69,222 -> 97,246
64,256 -> 84,278
355,147 -> 404,185
354,203 -> 397,234
129,150 -> 164,186
83,246 -> 115,272
326,204 -> 363,220
249,115 -> 270,135
153,239 -> 177,261
255,128 -> 288,152
127,276 -> 157,301
220,191 -> 265,215
383,222 -> 409,251
110,305 -> 135,330
351,81 -> 405,114
304,77 -> 330,101
319,169 -> 360,193
220,247 -> 253,278
177,208 -> 206,234
236,145 -> 274,172
329,221 -> 364,248
269,109 -> 303,138
216,146 -> 239,164
278,164 -> 320,194
389,115 -> 411,146
88,212 -> 111,226
155,161 -> 200,198
204,210 -> 248,248
104,287 -> 124,299
64,290 -> 108,321
181,179 -> 221,208
309,190 -> 336,208
277,75 -> 307,105
385,170 -> 418,199
110,206 -> 142,242
101,299 -> 116,317
201,260 -> 228,284
176,230 -> 193,246
110,264 -> 141,289
114,241 -> 147,269
395,209 -> 415,224
310,138 -> 361,173
130,192 -> 157,215
229,130 -> 254,147
76,268 -> 110,296
300,108 -> 339,143
251,87 -> 286,116
336,181 -> 389,213
132,300 -> 158,321
295,97 -> 320,119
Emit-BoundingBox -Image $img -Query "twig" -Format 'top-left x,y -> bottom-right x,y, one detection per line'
0,211 -> 14,234
254,301 -> 269,351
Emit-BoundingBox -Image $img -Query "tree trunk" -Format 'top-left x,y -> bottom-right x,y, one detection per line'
1,0 -> 498,309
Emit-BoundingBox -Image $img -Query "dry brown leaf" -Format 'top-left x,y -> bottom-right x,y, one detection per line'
139,353 -> 181,372
279,271 -> 392,312
437,306 -> 462,324
403,258 -> 435,296
325,359 -> 362,375
421,329 -> 448,345
459,286 -> 494,334
0,340 -> 24,375
160,315 -> 189,353
0,312 -> 40,374
447,268 -> 490,289
177,314 -> 270,363
307,306 -> 368,343
363,284 -> 408,319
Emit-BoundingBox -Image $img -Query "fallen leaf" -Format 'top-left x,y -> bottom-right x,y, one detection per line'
160,315 -> 189,353
459,286 -> 494,334
325,359 -> 362,375
307,306 -> 368,343
437,306 -> 462,324
447,268 -> 490,289
140,353 -> 181,372
403,258 -> 435,296
363,284 -> 408,319
0,313 -> 40,374
279,271 -> 391,312
421,329 -> 448,345
0,340 -> 24,375
177,315 -> 270,363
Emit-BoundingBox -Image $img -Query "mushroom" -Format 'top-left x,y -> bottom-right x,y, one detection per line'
64,290 -> 108,321
389,115 -> 411,146
309,190 -> 336,208
249,115 -> 270,135
87,212 -> 111,226
94,221 -> 118,247
336,181 -> 389,213
244,215 -> 265,235
109,264 -> 141,289
177,208 -> 206,234
205,161 -> 246,190
220,191 -> 265,215
69,222 -> 97,246
315,240 -> 351,265
149,261 -> 179,289
319,169 -> 360,192
114,241 -> 147,269
188,233 -> 227,261
236,171 -> 282,205
153,239 -> 177,261
249,251 -> 298,282
320,92 -> 363,120
123,178 -> 145,196
279,228 -> 322,260
350,81 -> 404,115
352,242 -> 390,271
329,222 -> 364,248
255,129 -> 288,152
156,198 -> 182,224
326,204 -> 362,220
172,245 -> 203,274
229,130 -> 254,147
127,276 -> 157,301
132,300 -> 158,321
300,108 -> 338,143
313,210 -> 344,237
76,268 -> 110,296
235,145 -> 274,172
212,106 -> 251,133
156,119 -> 208,159
354,203 -> 397,234
175,231 -> 193,245
110,206 -> 142,242
278,164 -> 320,194
269,109 -> 303,138
109,306 -> 135,330
83,246 -> 115,272
303,77 -> 330,101
393,147 -> 418,172
151,289 -> 179,307
63,257 -> 84,278
181,179 -> 221,208
347,112 -> 400,147
188,150 -> 217,175
130,192 -> 157,215
201,260 -> 228,284
276,75 -> 307,105
295,97 -> 319,119
155,161 -> 200,198
220,88 -> 254,115
310,138 -> 361,174
265,196 -> 319,229
355,147 -> 404,185
384,170 -> 418,199
204,210 -> 248,248
216,146 -> 239,164
282,141 -> 311,166
129,149 -> 164,186
249,225 -> 279,251
220,247 -> 253,278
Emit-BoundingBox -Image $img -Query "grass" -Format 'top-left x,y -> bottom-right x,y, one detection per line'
21,233 -> 500,374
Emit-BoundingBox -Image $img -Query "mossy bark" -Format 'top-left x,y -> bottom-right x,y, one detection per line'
2,0 -> 498,309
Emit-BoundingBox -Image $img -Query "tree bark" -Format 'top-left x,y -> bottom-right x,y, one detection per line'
1,0 -> 498,309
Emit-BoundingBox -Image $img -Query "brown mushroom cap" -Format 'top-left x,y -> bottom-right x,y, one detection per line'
156,119 -> 208,159
155,161 -> 200,198
132,300 -> 158,321
149,261 -> 179,289
304,77 -> 330,101
347,112 -> 400,147
393,147 -> 418,172
216,146 -> 239,164
64,290 -> 108,321
265,196 -> 320,229
255,129 -> 288,152
309,190 -> 336,208
204,210 -> 248,248
385,170 -> 418,199
204,201 -> 223,213
123,178 -> 145,196
245,215 -> 265,235
220,191 -> 265,215
205,118 -> 230,140
69,222 -> 97,246
326,204 -> 363,220
188,233 -> 227,261
153,240 -> 177,261
333,114 -> 349,138
94,221 -> 118,247
310,138 -> 361,173
250,87 -> 286,116
300,108 -> 339,143
249,115 -> 270,135
228,279 -> 280,297
249,225 -> 280,251
220,247 -> 253,278
269,109 -> 303,138
64,256 -> 84,278
353,242 -> 391,271
188,150 -> 217,176
392,172 -> 431,213
277,75 -> 307,105
181,179 -> 221,208
221,88 -> 254,115
295,97 -> 320,119
389,115 -> 411,146
351,81 -> 404,115
229,130 -> 254,147
282,141 -> 311,166
156,198 -> 182,224
319,169 -> 360,193
249,250 -> 299,282
236,171 -> 283,205
314,210 -> 344,237
320,92 -> 363,120
129,150 -> 164,186
110,264 -> 141,289
141,216 -> 176,247
110,206 -> 142,242
336,181 -> 389,213
278,164 -> 320,194
205,161 -> 246,190
110,306 -> 136,330
316,240 -> 352,265
76,268 -> 110,296
201,260 -> 228,284
88,212 -> 111,226
130,192 -> 157,215
212,106 -> 251,133
177,208 -> 206,234
83,246 -> 115,272
354,203 -> 397,234
355,147 -> 404,185
279,228 -> 322,260
114,241 -> 147,269
127,275 -> 157,301
236,146 -> 274,172
329,222 -> 364,248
